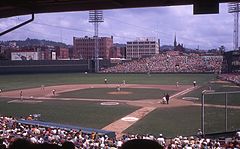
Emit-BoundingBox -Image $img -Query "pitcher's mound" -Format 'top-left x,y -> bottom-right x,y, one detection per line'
108,91 -> 132,95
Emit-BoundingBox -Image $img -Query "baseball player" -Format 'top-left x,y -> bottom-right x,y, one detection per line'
117,85 -> 121,92
176,81 -> 179,87
41,85 -> 45,90
52,89 -> 56,96
193,80 -> 196,87
20,91 -> 23,101
104,78 -> 108,84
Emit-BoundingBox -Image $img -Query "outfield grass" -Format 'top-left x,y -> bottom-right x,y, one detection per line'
182,82 -> 240,106
0,73 -> 216,91
57,88 -> 176,100
0,99 -> 139,129
124,106 -> 240,137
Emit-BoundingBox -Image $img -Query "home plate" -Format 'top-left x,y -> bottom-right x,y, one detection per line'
121,117 -> 139,122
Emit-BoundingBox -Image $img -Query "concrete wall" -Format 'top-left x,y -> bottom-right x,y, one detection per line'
0,60 -> 90,74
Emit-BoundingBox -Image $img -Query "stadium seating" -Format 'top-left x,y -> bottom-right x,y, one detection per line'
218,73 -> 240,85
101,53 -> 223,73
0,116 -> 239,148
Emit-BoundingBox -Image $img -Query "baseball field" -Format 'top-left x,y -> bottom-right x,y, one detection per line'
0,73 -> 239,137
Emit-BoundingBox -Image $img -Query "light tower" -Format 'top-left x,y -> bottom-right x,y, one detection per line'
89,10 -> 104,72
229,2 -> 240,50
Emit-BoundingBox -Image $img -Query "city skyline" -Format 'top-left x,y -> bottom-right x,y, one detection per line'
0,3 -> 236,51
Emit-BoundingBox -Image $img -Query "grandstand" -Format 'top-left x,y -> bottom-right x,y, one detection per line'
101,53 -> 223,73
218,73 -> 240,85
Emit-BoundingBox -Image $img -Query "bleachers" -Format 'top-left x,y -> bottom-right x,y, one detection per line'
101,53 -> 223,73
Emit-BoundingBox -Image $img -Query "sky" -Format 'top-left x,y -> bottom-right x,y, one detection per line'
0,3 -> 236,50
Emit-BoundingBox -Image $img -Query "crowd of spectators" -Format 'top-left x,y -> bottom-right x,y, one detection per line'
101,53 -> 223,73
1,116 -> 240,149
0,116 -> 117,149
218,73 -> 240,85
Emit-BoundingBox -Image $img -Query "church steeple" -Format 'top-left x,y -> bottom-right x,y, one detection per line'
174,33 -> 177,48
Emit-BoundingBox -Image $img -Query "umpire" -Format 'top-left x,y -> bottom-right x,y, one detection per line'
166,93 -> 170,104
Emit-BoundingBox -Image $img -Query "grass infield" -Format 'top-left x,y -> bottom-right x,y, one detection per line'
57,88 -> 176,100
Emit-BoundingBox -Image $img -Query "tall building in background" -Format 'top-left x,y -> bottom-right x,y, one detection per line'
126,37 -> 159,59
73,36 -> 113,60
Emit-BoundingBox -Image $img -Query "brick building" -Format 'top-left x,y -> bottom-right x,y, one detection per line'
73,36 -> 113,60
37,46 -> 55,60
55,47 -> 69,59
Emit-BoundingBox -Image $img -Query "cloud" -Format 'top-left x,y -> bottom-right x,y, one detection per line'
0,3 -> 235,50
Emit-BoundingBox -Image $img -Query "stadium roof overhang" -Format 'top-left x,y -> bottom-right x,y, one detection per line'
0,0 -> 237,19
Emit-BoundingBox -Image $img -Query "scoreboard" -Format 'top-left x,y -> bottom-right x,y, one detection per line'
223,51 -> 240,73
